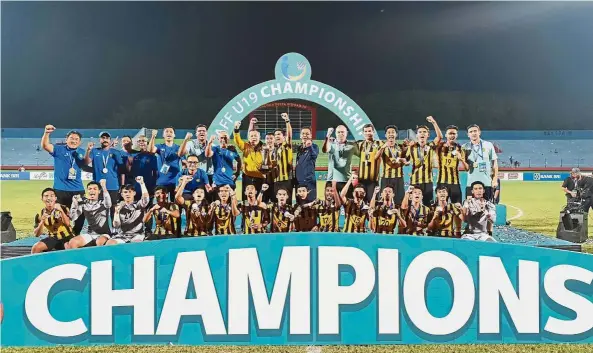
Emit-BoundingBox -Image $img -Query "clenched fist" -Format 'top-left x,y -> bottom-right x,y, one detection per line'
135,176 -> 144,184
45,125 -> 56,134
99,179 -> 107,188
426,116 -> 436,124
234,121 -> 241,130
326,127 -> 334,138
185,132 -> 193,140
281,113 -> 289,122
151,129 -> 158,138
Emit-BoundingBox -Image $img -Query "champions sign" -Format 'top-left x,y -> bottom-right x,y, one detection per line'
206,53 -> 376,138
1,234 -> 592,346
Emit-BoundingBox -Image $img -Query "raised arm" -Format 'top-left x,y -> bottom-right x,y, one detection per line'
100,179 -> 111,209
113,203 -> 122,228
248,117 -> 257,133
148,129 -> 158,154
322,127 -> 334,153
33,214 -> 47,237
83,141 -> 94,165
205,135 -> 216,158
41,125 -> 56,154
233,121 -> 245,151
491,159 -> 499,188
370,186 -> 380,210
340,174 -> 355,204
426,116 -> 442,144
400,186 -> 413,210
281,113 -> 292,145
178,132 -> 193,157
230,189 -> 240,217
54,204 -> 71,228
175,177 -> 190,205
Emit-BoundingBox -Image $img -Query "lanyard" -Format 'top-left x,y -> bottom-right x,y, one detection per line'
416,145 -> 427,164
471,141 -> 484,161
101,151 -> 109,170
410,205 -> 422,222
388,144 -> 399,158
68,149 -> 76,168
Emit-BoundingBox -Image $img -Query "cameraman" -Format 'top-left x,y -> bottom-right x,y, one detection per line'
562,168 -> 585,202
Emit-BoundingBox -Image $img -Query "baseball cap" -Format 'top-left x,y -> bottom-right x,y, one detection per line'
99,131 -> 111,138
571,168 -> 581,173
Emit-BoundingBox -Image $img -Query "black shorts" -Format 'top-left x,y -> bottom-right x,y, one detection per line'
437,183 -> 462,204
381,177 -> 405,205
54,189 -> 85,235
145,234 -> 178,241
412,182 -> 434,206
40,236 -> 73,251
465,186 -> 493,201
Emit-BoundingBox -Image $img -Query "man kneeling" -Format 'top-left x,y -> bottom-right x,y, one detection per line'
460,181 -> 497,242
107,176 -> 150,245
68,179 -> 112,248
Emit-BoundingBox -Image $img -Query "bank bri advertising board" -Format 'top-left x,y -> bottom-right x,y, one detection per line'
1,234 -> 593,346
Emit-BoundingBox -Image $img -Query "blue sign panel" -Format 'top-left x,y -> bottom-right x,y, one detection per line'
0,172 -> 30,180
1,234 -> 592,347
523,172 -> 570,182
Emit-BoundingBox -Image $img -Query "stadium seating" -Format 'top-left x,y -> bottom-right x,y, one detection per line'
2,137 -> 591,168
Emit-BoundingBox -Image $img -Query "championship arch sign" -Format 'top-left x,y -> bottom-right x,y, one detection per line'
1,54 -> 593,348
207,52 -> 377,138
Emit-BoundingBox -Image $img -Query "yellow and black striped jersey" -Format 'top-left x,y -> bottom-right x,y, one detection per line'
313,200 -> 341,232
151,202 -> 181,236
268,203 -> 294,233
183,200 -> 211,236
272,141 -> 293,182
400,202 -> 431,235
294,204 -> 318,232
381,144 -> 405,179
372,203 -> 398,234
435,142 -> 465,185
34,207 -> 73,239
343,199 -> 369,233
405,142 -> 436,184
212,203 -> 236,235
357,140 -> 384,181
240,201 -> 268,234
429,203 -> 461,237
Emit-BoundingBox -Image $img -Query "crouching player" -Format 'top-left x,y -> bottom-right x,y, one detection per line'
176,185 -> 211,236
68,179 -> 112,248
144,185 -> 181,240
211,185 -> 240,235
32,188 -> 74,253
427,185 -> 462,237
399,186 -> 431,235
106,176 -> 150,245
340,172 -> 370,233
312,184 -> 341,232
460,181 -> 497,242
293,184 -> 318,232
267,186 -> 295,233
369,185 -> 403,234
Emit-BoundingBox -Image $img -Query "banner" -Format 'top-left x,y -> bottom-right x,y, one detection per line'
1,234 -> 592,347
0,171 -> 29,180
523,172 -> 570,182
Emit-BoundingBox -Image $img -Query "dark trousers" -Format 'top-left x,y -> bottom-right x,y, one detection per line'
437,183 -> 462,204
327,181 -> 353,200
206,175 -> 215,203
241,174 -> 265,199
55,190 -> 85,235
358,179 -> 378,203
274,180 -> 293,202
413,182 -> 434,206
381,177 -> 405,205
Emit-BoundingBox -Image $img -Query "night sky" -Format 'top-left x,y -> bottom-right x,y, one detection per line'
2,1 -> 593,128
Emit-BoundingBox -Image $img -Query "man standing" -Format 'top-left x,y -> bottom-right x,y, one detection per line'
149,127 -> 186,201
234,120 -> 265,196
355,124 -> 383,202
84,131 -> 123,219
323,125 -> 357,199
460,181 -> 497,242
434,125 -> 468,204
40,125 -> 87,234
119,135 -> 137,187
375,125 -> 408,205
405,117 -> 443,206
205,132 -> 241,191
295,126 -> 319,202
126,135 -> 158,234
562,168 -> 584,203
463,124 -> 499,201
183,124 -> 214,199
272,113 -> 293,201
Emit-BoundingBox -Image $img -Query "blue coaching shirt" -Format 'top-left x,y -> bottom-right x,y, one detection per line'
176,168 -> 209,194
211,145 -> 238,187
131,152 -> 158,195
50,144 -> 86,191
296,143 -> 319,185
155,143 -> 181,187
90,148 -> 123,191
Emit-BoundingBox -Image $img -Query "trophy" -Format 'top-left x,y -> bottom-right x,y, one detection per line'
260,146 -> 270,173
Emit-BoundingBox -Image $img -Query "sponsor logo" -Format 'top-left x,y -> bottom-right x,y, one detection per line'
30,172 -> 53,180
533,173 -> 540,181
508,173 -> 519,180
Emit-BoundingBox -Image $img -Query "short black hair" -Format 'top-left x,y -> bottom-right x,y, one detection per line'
363,123 -> 374,130
276,187 -> 289,194
41,187 -> 55,197
416,125 -> 430,132
87,181 -> 100,189
163,126 -> 176,132
445,125 -> 459,131
266,131 -> 275,137
122,135 -> 133,140
187,154 -> 199,160
385,125 -> 398,133
301,126 -> 312,132
66,130 -> 82,139
120,184 -> 135,193
354,184 -> 365,191
154,186 -> 167,194
467,124 -> 480,131
196,124 -> 207,129
274,129 -> 285,135
471,181 -> 486,189
436,185 -> 449,192
218,184 -> 230,190
296,184 -> 309,191
383,185 -> 394,190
